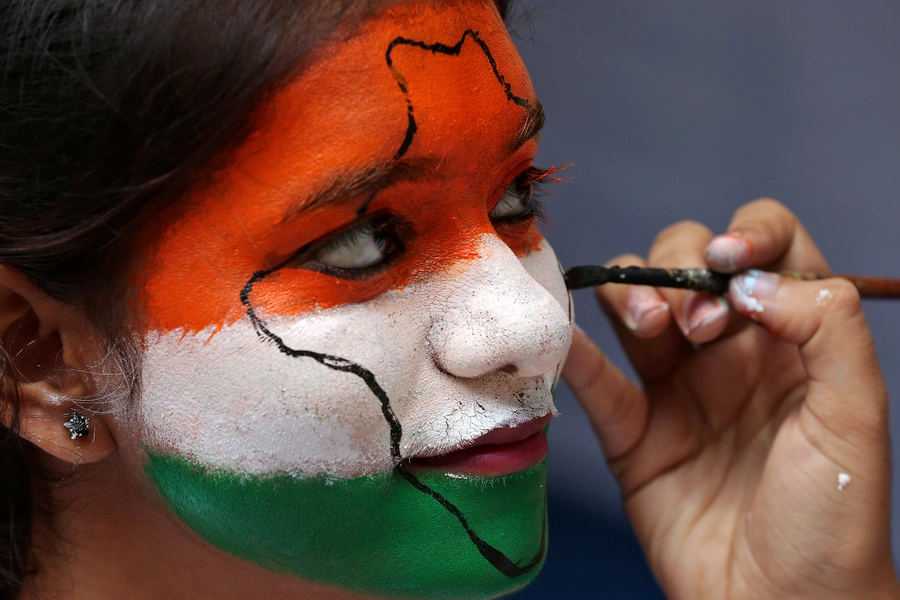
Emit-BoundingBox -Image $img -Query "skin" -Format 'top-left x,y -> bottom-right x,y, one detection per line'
564,198 -> 900,599
9,1 -> 572,599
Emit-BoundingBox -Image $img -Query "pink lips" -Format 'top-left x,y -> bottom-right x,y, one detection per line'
405,414 -> 553,477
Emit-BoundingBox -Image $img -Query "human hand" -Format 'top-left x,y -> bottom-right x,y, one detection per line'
563,199 -> 900,599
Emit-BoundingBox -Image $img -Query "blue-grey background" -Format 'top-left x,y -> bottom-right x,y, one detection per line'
508,2 -> 900,598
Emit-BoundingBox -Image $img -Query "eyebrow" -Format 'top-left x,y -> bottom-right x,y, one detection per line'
284,101 -> 545,220
514,101 -> 545,151
279,159 -> 434,221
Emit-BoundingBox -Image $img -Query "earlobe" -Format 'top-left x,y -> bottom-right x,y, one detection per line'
0,265 -> 116,465
14,401 -> 116,466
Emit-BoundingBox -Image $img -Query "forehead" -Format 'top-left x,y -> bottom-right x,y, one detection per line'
209,0 -> 536,214
135,0 -> 538,332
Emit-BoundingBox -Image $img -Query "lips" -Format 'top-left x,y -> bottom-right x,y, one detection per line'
404,414 -> 552,476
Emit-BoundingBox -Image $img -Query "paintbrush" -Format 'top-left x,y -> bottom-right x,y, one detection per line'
563,265 -> 900,299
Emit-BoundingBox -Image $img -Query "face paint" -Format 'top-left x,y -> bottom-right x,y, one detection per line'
130,2 -> 573,598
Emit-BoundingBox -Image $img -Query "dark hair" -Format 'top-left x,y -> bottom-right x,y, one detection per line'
0,1 -> 513,597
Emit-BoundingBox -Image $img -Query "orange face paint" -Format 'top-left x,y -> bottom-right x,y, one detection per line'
132,0 -> 546,335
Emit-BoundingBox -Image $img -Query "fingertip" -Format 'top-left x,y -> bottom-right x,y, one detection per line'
682,293 -> 730,343
622,287 -> 670,338
705,232 -> 754,273
728,269 -> 777,321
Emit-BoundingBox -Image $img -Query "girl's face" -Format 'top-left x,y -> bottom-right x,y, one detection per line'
128,1 -> 571,598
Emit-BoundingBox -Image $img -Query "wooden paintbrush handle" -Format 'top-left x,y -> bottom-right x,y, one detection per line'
779,271 -> 900,299
835,275 -> 900,299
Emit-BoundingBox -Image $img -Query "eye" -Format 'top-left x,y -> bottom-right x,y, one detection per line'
311,218 -> 401,272
490,167 -> 550,223
490,175 -> 534,220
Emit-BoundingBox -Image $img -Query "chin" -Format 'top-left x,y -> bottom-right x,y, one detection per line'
146,450 -> 549,599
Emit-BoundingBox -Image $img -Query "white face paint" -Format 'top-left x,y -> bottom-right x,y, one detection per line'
139,235 -> 571,478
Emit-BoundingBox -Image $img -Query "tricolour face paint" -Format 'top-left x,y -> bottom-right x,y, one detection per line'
129,1 -> 573,598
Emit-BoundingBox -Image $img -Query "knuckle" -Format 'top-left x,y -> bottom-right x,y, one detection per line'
825,278 -> 863,318
731,198 -> 799,255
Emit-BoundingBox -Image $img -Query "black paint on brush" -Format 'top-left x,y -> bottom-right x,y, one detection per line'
564,265 -> 732,295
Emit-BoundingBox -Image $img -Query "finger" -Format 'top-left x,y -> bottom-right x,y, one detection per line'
705,198 -> 830,274
594,254 -> 693,382
562,324 -> 648,459
729,271 -> 893,587
728,271 -> 888,456
595,254 -> 671,339
680,293 -> 731,344
647,220 -> 729,344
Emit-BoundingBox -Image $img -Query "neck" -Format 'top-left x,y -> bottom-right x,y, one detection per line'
21,453 -> 376,600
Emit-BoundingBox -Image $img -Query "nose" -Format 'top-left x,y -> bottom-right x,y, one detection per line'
427,234 -> 571,379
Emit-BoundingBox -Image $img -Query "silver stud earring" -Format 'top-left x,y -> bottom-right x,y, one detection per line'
63,412 -> 91,440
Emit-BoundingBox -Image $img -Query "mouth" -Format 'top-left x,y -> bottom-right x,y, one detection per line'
403,414 -> 553,477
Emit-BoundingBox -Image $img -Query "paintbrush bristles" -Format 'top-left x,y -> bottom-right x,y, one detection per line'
564,265 -> 731,294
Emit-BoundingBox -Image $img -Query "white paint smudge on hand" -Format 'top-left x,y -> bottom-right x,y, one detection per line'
817,288 -> 834,307
742,296 -> 765,314
731,271 -> 765,314
838,472 -> 851,491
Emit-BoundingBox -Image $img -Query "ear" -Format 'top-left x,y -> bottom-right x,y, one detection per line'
0,265 -> 116,465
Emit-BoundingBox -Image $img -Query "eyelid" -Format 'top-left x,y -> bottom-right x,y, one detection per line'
490,166 -> 554,215
294,212 -> 406,279
489,161 -> 537,212
297,212 -> 381,256
315,221 -> 384,265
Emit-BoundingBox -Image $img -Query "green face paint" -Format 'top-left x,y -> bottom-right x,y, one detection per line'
146,452 -> 547,599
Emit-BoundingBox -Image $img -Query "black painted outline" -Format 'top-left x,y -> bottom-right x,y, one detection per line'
385,29 -> 532,161
238,29 -> 546,580
240,255 -> 403,463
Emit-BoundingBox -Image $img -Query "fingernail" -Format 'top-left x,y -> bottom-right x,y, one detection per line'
705,233 -> 754,273
730,269 -> 777,318
682,294 -> 729,341
624,288 -> 669,333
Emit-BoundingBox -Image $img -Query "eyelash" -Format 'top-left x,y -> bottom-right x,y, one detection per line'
301,165 -> 563,277
491,166 -> 554,225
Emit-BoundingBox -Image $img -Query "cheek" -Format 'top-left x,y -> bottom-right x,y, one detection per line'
137,238 -> 569,478
138,300 -> 428,478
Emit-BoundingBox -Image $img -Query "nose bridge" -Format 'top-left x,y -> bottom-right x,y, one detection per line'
427,234 -> 572,379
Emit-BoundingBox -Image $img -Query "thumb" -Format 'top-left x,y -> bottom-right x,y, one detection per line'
729,271 -> 890,458
562,324 -> 648,460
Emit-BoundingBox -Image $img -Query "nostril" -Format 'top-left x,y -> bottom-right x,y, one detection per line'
498,364 -> 518,375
